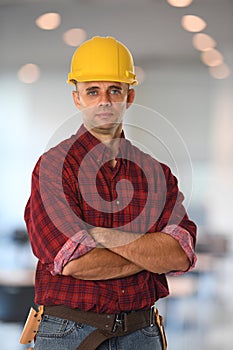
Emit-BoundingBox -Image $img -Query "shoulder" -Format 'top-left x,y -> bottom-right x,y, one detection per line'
44,133 -> 79,159
124,137 -> 177,188
33,133 -> 81,177
125,138 -> 171,171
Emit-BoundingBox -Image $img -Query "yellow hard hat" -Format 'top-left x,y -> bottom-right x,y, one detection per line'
67,36 -> 138,86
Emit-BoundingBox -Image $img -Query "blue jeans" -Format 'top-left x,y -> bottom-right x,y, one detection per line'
34,314 -> 163,350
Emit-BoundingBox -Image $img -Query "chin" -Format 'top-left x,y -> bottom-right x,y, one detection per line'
96,123 -> 118,131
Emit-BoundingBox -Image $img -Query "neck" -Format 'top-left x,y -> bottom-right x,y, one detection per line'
85,123 -> 122,161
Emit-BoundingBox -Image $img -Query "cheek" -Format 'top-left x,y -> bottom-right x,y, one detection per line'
78,97 -> 97,111
81,106 -> 98,122
113,102 -> 126,116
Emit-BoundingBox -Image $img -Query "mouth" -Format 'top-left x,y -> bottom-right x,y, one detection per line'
95,112 -> 114,118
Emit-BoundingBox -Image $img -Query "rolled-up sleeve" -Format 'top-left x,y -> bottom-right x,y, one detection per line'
51,230 -> 96,275
163,224 -> 197,275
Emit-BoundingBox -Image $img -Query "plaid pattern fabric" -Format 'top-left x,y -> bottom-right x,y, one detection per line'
25,124 -> 197,313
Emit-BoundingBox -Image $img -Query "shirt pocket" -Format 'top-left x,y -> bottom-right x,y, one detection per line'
122,190 -> 162,233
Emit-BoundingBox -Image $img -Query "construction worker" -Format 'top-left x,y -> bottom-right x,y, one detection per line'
23,36 -> 197,350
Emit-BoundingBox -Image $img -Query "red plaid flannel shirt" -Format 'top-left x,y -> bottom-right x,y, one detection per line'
25,124 -> 197,313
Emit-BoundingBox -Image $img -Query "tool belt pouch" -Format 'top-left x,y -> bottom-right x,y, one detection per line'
154,308 -> 167,350
20,305 -> 44,345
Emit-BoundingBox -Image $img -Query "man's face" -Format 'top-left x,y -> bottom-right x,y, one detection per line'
72,81 -> 135,134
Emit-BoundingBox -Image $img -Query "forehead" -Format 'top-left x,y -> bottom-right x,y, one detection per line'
77,81 -> 128,90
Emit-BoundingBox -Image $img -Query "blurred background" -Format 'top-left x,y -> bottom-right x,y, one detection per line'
0,0 -> 233,349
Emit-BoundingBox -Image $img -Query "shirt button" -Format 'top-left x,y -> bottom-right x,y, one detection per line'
121,289 -> 125,294
116,200 -> 120,205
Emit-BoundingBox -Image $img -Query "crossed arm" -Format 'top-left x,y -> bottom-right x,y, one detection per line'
62,228 -> 190,280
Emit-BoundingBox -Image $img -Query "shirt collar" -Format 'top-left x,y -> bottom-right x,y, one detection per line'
76,124 -> 127,165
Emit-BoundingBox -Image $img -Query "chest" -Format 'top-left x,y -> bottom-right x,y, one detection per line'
76,159 -> 166,233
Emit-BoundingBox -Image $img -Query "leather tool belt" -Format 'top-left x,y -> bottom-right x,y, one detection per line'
20,304 -> 167,350
44,304 -> 167,350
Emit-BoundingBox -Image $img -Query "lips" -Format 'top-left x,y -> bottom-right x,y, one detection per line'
95,112 -> 113,118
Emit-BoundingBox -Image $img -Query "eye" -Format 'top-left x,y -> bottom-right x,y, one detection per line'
87,90 -> 98,96
110,88 -> 121,95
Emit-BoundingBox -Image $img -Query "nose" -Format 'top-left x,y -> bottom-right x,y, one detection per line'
98,92 -> 112,107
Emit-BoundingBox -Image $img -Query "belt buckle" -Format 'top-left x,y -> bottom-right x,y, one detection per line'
112,312 -> 127,333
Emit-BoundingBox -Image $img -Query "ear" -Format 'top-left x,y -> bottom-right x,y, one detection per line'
126,88 -> 135,109
72,90 -> 81,110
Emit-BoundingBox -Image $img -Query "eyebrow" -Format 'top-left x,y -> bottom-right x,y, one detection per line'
85,85 -> 123,92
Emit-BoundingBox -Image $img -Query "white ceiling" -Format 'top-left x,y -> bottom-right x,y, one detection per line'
0,0 -> 233,73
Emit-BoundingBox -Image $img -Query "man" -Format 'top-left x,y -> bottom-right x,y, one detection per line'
24,36 -> 197,350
